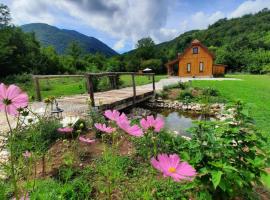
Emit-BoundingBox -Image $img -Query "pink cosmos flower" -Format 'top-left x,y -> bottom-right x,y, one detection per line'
22,151 -> 32,158
94,123 -> 116,134
140,115 -> 165,132
57,127 -> 73,134
151,154 -> 196,182
0,83 -> 28,116
117,119 -> 144,137
79,136 -> 95,144
104,109 -> 127,121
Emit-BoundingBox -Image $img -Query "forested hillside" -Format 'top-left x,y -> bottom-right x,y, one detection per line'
1,2 -> 270,81
21,23 -> 118,56
122,8 -> 270,74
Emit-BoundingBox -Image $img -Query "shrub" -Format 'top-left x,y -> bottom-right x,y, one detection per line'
12,118 -> 61,157
178,90 -> 194,100
202,87 -> 219,96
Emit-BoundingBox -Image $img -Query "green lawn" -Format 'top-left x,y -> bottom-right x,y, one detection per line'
25,74 -> 167,100
192,74 -> 270,134
192,74 -> 270,188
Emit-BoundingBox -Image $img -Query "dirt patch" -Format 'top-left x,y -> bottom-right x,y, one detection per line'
34,131 -> 135,178
167,89 -> 180,100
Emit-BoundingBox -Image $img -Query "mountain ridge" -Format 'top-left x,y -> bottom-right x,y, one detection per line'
21,23 -> 118,57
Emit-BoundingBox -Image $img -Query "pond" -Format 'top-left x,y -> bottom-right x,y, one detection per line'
154,109 -> 216,137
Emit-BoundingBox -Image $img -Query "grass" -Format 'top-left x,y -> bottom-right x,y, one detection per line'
20,75 -> 167,100
192,74 -> 270,188
192,74 -> 270,134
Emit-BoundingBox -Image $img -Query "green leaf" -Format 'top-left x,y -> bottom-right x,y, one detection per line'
211,171 -> 223,189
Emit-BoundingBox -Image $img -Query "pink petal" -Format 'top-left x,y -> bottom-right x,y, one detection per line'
6,104 -> 18,116
11,93 -> 28,108
0,83 -> 7,99
79,136 -> 95,144
0,103 -> 5,112
151,157 -> 162,171
176,162 -> 196,178
169,154 -> 180,168
140,118 -> 149,130
6,84 -> 22,100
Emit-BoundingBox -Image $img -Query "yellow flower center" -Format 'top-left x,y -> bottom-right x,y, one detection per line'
168,167 -> 176,173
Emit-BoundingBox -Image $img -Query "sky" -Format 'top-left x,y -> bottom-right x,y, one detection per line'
1,0 -> 270,53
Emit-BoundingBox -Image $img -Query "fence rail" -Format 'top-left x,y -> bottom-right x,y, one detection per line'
32,72 -> 155,106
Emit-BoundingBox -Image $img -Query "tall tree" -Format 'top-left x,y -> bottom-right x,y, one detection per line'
0,4 -> 11,27
135,37 -> 156,60
66,41 -> 83,61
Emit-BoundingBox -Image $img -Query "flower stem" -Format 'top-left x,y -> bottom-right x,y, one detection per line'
4,108 -> 19,200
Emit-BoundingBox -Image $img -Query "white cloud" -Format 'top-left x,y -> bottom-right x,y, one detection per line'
191,11 -> 225,29
229,0 -> 270,18
113,39 -> 126,51
8,0 -> 270,51
10,0 -> 55,24
8,0 -> 179,48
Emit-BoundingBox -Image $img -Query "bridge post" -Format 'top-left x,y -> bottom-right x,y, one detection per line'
152,74 -> 155,92
85,74 -> 95,107
33,76 -> 42,101
132,73 -> 136,104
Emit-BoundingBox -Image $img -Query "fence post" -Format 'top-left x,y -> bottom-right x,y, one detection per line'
33,76 -> 42,101
152,74 -> 155,92
132,73 -> 136,104
85,74 -> 95,107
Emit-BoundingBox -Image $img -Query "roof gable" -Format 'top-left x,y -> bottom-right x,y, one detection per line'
178,39 -> 215,60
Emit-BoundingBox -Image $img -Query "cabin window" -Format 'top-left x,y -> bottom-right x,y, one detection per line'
193,47 -> 198,54
187,63 -> 191,73
199,62 -> 204,72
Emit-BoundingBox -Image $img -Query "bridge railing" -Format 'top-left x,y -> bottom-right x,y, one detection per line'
85,72 -> 155,107
32,72 -> 155,105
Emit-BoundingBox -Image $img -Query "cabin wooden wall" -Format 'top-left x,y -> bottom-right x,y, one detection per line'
178,45 -> 213,77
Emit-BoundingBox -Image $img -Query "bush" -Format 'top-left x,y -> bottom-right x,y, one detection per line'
29,177 -> 92,199
202,87 -> 219,96
178,90 -> 194,100
12,118 -> 61,157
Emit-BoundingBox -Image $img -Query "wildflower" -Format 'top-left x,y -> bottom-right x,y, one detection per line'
151,154 -> 196,182
104,109 -> 127,121
60,116 -> 79,127
20,115 -> 39,126
0,83 -> 28,116
117,119 -> 144,137
95,123 -> 116,134
22,151 -> 32,158
79,136 -> 95,144
57,127 -> 73,134
140,115 -> 165,132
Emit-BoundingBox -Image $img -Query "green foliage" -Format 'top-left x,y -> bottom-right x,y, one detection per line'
29,168 -> 93,200
135,37 -> 156,60
132,101 -> 269,199
12,117 -> 61,157
122,8 -> 270,74
202,87 -> 219,96
141,58 -> 164,74
178,90 -> 194,100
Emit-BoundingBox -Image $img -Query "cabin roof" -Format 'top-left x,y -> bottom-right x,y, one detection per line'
165,39 -> 215,67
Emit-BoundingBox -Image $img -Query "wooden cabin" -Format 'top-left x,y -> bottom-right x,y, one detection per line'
166,39 -> 226,77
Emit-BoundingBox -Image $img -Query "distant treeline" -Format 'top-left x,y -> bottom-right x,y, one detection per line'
1,4 -> 270,81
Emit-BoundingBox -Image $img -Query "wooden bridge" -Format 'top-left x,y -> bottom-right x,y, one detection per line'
33,72 -> 156,111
